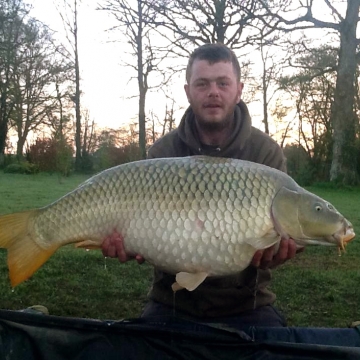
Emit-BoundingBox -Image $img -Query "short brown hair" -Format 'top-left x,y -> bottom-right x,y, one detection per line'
186,43 -> 241,83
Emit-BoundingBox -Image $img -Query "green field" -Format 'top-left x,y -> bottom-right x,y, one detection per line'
0,172 -> 359,327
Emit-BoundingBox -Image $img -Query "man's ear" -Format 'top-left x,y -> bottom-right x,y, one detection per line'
237,82 -> 244,103
184,84 -> 190,102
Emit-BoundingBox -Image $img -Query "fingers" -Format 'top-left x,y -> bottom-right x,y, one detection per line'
251,250 -> 266,268
296,245 -> 305,254
251,246 -> 275,269
101,231 -> 145,264
251,238 -> 303,270
260,246 -> 275,268
101,231 -> 128,262
135,254 -> 145,264
270,238 -> 296,268
113,232 -> 129,262
101,235 -> 113,257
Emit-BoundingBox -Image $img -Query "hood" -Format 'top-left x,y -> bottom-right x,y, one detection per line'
177,100 -> 252,158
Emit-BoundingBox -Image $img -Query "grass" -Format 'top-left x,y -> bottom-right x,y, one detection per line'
0,172 -> 359,326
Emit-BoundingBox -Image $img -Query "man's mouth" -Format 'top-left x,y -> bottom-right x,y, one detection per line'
204,103 -> 222,109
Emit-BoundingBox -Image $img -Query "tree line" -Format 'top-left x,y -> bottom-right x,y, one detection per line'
1,0 -> 360,184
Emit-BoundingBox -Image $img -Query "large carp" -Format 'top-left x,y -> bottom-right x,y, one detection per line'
0,156 -> 355,290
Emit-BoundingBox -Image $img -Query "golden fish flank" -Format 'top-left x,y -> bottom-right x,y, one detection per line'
0,156 -> 355,290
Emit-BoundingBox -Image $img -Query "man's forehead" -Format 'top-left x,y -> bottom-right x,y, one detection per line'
192,59 -> 233,69
190,59 -> 236,80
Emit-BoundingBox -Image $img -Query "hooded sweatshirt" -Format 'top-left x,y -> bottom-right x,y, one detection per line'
146,101 -> 287,318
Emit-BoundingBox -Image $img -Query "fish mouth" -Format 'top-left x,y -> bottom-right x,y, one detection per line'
332,218 -> 355,255
332,226 -> 355,254
294,219 -> 355,254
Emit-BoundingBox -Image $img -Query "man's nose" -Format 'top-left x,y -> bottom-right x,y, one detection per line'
208,82 -> 219,97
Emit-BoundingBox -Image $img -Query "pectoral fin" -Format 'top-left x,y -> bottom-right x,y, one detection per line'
244,229 -> 280,251
172,271 -> 208,292
75,240 -> 101,249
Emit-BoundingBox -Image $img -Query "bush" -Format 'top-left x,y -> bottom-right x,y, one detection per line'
55,140 -> 73,176
293,164 -> 317,186
28,138 -> 73,175
92,143 -> 141,172
2,154 -> 17,168
311,181 -> 354,191
4,162 -> 39,174
79,151 -> 94,174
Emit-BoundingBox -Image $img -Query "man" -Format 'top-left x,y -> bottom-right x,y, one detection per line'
102,43 -> 300,327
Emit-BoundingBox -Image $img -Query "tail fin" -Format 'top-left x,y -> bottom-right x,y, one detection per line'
0,210 -> 59,287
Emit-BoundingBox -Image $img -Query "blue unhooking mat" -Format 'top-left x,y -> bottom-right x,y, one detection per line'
0,309 -> 359,360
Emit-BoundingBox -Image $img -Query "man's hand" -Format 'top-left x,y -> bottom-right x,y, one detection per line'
101,231 -> 145,264
251,238 -> 304,270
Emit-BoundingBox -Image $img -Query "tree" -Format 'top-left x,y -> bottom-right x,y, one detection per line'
330,0 -> 359,183
271,98 -> 295,149
147,96 -> 179,143
279,44 -> 337,180
252,27 -> 289,135
55,0 -> 83,171
99,0 -> 162,159
0,0 -> 29,165
81,109 -> 97,156
149,0 -> 272,53
50,60 -> 75,142
256,0 -> 360,183
11,19 -> 69,158
161,97 -> 177,136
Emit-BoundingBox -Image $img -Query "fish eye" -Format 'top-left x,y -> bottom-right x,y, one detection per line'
315,205 -> 322,212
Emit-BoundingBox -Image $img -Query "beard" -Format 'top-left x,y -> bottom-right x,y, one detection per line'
194,106 -> 235,132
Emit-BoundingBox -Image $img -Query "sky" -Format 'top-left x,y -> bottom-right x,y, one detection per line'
28,0 -> 189,130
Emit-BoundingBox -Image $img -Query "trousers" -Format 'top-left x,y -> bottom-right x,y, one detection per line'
141,300 -> 287,327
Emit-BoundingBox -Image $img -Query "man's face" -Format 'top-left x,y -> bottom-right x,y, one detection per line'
184,60 -> 243,130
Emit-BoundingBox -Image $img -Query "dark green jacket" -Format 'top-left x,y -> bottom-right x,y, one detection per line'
147,101 -> 287,318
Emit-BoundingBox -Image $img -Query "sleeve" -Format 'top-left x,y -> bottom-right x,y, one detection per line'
250,129 -> 287,173
147,131 -> 185,160
263,145 -> 287,173
147,147 -> 157,159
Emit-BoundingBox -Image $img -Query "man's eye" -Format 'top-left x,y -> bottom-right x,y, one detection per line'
219,82 -> 229,87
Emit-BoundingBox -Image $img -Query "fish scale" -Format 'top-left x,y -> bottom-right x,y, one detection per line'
34,157 -> 279,274
0,156 -> 355,289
